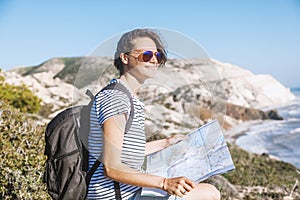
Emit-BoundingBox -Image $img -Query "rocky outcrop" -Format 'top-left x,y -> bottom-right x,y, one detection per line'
3,70 -> 88,118
226,103 -> 284,121
192,59 -> 295,108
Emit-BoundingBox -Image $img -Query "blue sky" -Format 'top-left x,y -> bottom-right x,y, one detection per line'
1,0 -> 300,88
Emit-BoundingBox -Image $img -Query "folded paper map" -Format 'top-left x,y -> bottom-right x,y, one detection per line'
142,119 -> 235,196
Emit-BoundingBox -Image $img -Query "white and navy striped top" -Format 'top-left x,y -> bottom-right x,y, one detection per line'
87,79 -> 146,200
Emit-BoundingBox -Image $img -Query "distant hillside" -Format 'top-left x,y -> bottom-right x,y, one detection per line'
3,57 -> 295,135
7,56 -> 295,106
14,56 -> 118,89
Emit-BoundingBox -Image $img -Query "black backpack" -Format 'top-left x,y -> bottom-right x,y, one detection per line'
44,82 -> 134,200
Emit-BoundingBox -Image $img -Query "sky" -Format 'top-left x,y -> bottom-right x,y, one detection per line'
0,0 -> 300,88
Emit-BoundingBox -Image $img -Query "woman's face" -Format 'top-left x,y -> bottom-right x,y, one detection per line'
125,37 -> 160,82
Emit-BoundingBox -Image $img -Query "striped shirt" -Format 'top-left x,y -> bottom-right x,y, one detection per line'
87,79 -> 146,200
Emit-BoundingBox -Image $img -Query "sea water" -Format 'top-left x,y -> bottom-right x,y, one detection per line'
236,89 -> 300,169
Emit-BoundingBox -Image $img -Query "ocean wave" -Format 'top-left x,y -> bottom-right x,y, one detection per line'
290,127 -> 300,134
235,134 -> 269,155
287,109 -> 300,116
286,117 -> 300,122
235,92 -> 300,168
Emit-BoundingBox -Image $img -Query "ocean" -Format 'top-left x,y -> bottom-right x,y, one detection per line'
236,88 -> 300,169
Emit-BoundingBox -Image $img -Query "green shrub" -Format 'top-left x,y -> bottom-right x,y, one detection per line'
0,70 -> 41,114
0,103 -> 50,199
223,143 -> 300,189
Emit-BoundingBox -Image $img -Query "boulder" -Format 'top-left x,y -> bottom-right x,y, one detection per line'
226,103 -> 284,121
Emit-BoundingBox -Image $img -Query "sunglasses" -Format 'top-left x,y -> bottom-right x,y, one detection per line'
127,50 -> 164,64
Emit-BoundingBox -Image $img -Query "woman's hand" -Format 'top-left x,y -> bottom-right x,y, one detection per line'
145,134 -> 188,155
162,177 -> 195,197
165,134 -> 188,147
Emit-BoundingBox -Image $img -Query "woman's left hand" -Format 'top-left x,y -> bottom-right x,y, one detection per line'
165,134 -> 188,147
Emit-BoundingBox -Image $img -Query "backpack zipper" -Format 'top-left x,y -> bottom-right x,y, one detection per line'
52,149 -> 79,161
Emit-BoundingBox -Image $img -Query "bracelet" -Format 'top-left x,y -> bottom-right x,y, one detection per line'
162,178 -> 167,190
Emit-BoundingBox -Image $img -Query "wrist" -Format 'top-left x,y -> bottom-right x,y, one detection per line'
164,138 -> 169,148
161,177 -> 167,190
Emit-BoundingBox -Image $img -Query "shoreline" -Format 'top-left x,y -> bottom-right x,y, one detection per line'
225,91 -> 299,146
224,119 -> 264,143
225,118 -> 300,170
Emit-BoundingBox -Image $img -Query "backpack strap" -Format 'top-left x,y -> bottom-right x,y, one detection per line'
85,89 -> 95,101
86,82 -> 134,200
114,180 -> 122,200
81,90 -> 95,174
101,82 -> 134,133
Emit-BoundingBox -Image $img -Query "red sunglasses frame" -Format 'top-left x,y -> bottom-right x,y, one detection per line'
126,50 -> 164,64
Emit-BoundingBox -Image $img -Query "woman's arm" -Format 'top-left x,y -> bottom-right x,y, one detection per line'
101,115 -> 194,197
145,139 -> 168,155
145,134 -> 188,155
102,114 -> 164,188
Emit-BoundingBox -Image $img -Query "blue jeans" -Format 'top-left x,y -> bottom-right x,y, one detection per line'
129,189 -> 183,200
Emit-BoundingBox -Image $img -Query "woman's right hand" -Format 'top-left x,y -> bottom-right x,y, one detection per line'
163,177 -> 196,197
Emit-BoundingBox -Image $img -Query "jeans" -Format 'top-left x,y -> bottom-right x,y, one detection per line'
129,189 -> 184,200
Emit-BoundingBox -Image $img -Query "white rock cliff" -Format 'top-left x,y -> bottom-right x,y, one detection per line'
2,57 -> 295,126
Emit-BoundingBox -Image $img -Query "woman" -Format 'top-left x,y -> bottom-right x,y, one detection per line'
87,28 -> 221,200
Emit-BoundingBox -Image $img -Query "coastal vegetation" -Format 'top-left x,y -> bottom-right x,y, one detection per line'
0,70 -> 41,114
